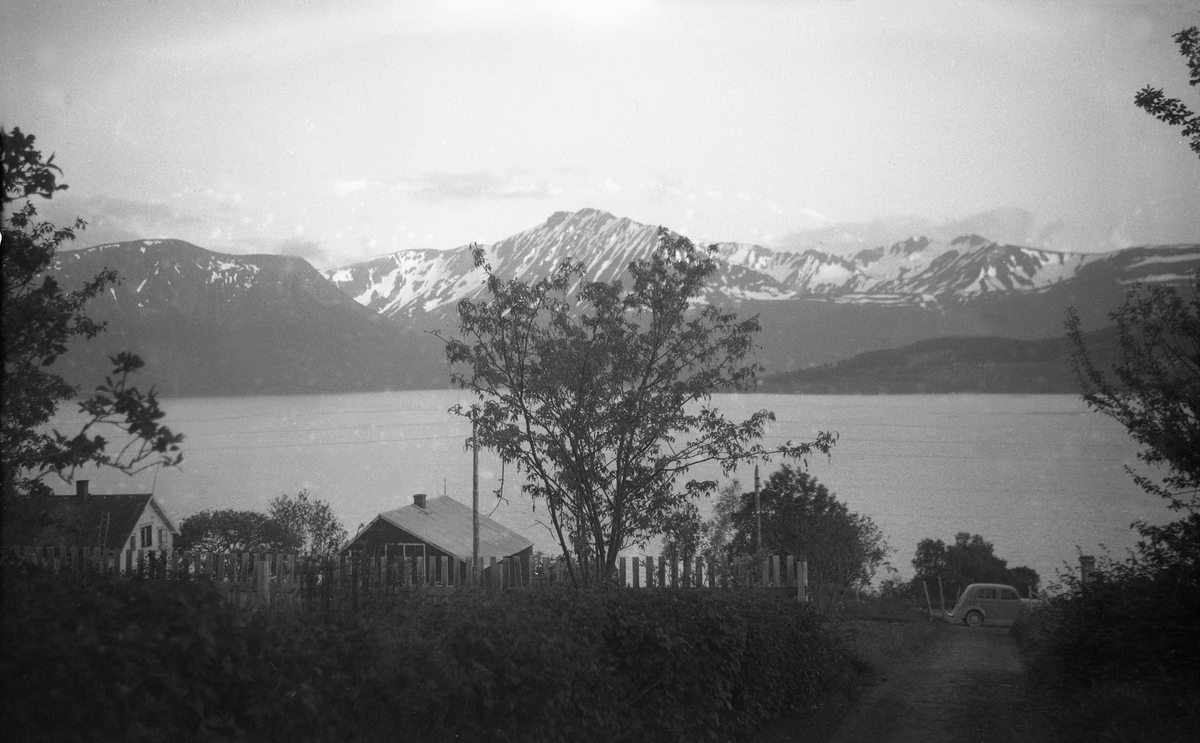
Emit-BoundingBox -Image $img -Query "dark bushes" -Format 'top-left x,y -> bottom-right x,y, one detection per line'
1013,517 -> 1200,741
1015,517 -> 1200,689
1,572 -> 858,743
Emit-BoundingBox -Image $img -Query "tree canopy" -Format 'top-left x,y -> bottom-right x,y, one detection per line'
911,532 -> 1040,598
1,128 -> 182,509
1134,26 -> 1200,159
177,491 -> 346,556
1066,274 -> 1200,511
725,465 -> 888,605
441,229 -> 836,585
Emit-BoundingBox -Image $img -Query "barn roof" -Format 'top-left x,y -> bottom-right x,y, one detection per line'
2,492 -> 176,550
371,495 -> 534,560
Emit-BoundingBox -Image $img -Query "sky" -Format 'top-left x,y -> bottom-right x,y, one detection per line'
3,0 -> 1199,268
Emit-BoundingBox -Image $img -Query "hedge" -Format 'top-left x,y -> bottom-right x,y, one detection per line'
1,570 -> 860,743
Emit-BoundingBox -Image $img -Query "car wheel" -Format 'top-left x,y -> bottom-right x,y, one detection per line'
965,611 -> 984,627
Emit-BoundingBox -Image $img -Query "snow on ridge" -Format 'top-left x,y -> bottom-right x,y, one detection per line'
1130,253 -> 1200,268
1120,273 -> 1193,284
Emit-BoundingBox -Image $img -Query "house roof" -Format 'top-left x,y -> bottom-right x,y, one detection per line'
1,493 -> 175,550
365,495 -> 534,560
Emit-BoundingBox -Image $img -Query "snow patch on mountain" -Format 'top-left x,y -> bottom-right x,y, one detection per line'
319,209 -> 1199,318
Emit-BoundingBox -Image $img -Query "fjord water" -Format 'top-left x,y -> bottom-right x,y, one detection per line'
57,391 -> 1172,584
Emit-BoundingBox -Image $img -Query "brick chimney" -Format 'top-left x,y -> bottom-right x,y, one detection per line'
413,493 -> 427,509
76,480 -> 89,500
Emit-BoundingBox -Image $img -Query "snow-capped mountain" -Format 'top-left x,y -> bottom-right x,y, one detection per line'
48,239 -> 447,395
49,210 -> 1198,395
324,209 -> 1200,317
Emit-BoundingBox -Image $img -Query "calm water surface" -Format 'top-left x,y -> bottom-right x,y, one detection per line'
54,392 -> 1172,584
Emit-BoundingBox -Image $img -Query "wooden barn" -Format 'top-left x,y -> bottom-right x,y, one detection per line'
343,494 -> 534,576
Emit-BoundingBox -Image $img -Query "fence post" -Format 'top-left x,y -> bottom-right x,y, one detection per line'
257,555 -> 271,608
1079,555 -> 1096,584
797,556 -> 808,603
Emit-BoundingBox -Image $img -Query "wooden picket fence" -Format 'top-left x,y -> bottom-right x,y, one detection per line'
5,546 -> 810,611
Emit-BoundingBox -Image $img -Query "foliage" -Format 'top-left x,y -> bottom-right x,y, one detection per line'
1,572 -> 274,741
1066,274 -> 1200,512
1015,516 -> 1200,696
725,466 -> 889,610
267,489 -> 347,556
176,508 -> 291,553
660,500 -> 706,565
699,478 -> 741,565
1134,26 -> 1200,159
441,229 -> 836,585
910,531 -> 1040,598
1,127 -> 182,508
1,570 -> 862,743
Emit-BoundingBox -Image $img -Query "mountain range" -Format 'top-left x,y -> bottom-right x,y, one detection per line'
49,209 -> 1198,396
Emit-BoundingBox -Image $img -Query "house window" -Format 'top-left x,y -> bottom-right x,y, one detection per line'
129,535 -> 136,551
141,525 -> 153,549
158,528 -> 167,547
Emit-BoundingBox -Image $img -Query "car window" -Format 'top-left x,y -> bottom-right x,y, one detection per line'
1000,589 -> 1019,600
976,588 -> 996,600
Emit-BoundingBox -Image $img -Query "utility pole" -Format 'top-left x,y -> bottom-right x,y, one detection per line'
754,464 -> 761,552
472,406 -> 480,583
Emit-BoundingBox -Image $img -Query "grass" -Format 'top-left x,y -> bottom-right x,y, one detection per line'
748,595 -> 942,743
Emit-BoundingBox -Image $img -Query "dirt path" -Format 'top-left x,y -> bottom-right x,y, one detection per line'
759,623 -> 1052,743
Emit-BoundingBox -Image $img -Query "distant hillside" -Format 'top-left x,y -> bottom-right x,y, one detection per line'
49,209 -> 1195,396
756,328 -> 1120,394
49,239 -> 449,396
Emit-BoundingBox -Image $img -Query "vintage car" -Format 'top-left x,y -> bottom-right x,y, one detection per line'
944,583 -> 1041,627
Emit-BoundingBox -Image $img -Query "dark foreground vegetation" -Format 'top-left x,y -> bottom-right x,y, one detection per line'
0,568 -> 864,743
1012,525 -> 1200,743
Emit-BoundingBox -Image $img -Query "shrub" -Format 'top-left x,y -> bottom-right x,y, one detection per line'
1016,555 -> 1200,690
1,570 -> 273,741
1,570 -> 860,743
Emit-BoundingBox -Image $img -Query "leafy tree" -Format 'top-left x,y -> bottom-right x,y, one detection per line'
1134,26 -> 1200,159
700,479 -> 741,565
660,501 -> 705,567
267,490 -> 347,556
727,465 -> 888,608
1,127 -> 182,511
911,532 -> 1040,599
441,230 -> 836,585
1066,274 -> 1200,512
176,509 -> 290,553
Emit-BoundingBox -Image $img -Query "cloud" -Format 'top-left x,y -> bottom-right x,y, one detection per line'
798,206 -> 828,224
401,170 -> 558,202
38,194 -> 211,248
276,237 -> 328,263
